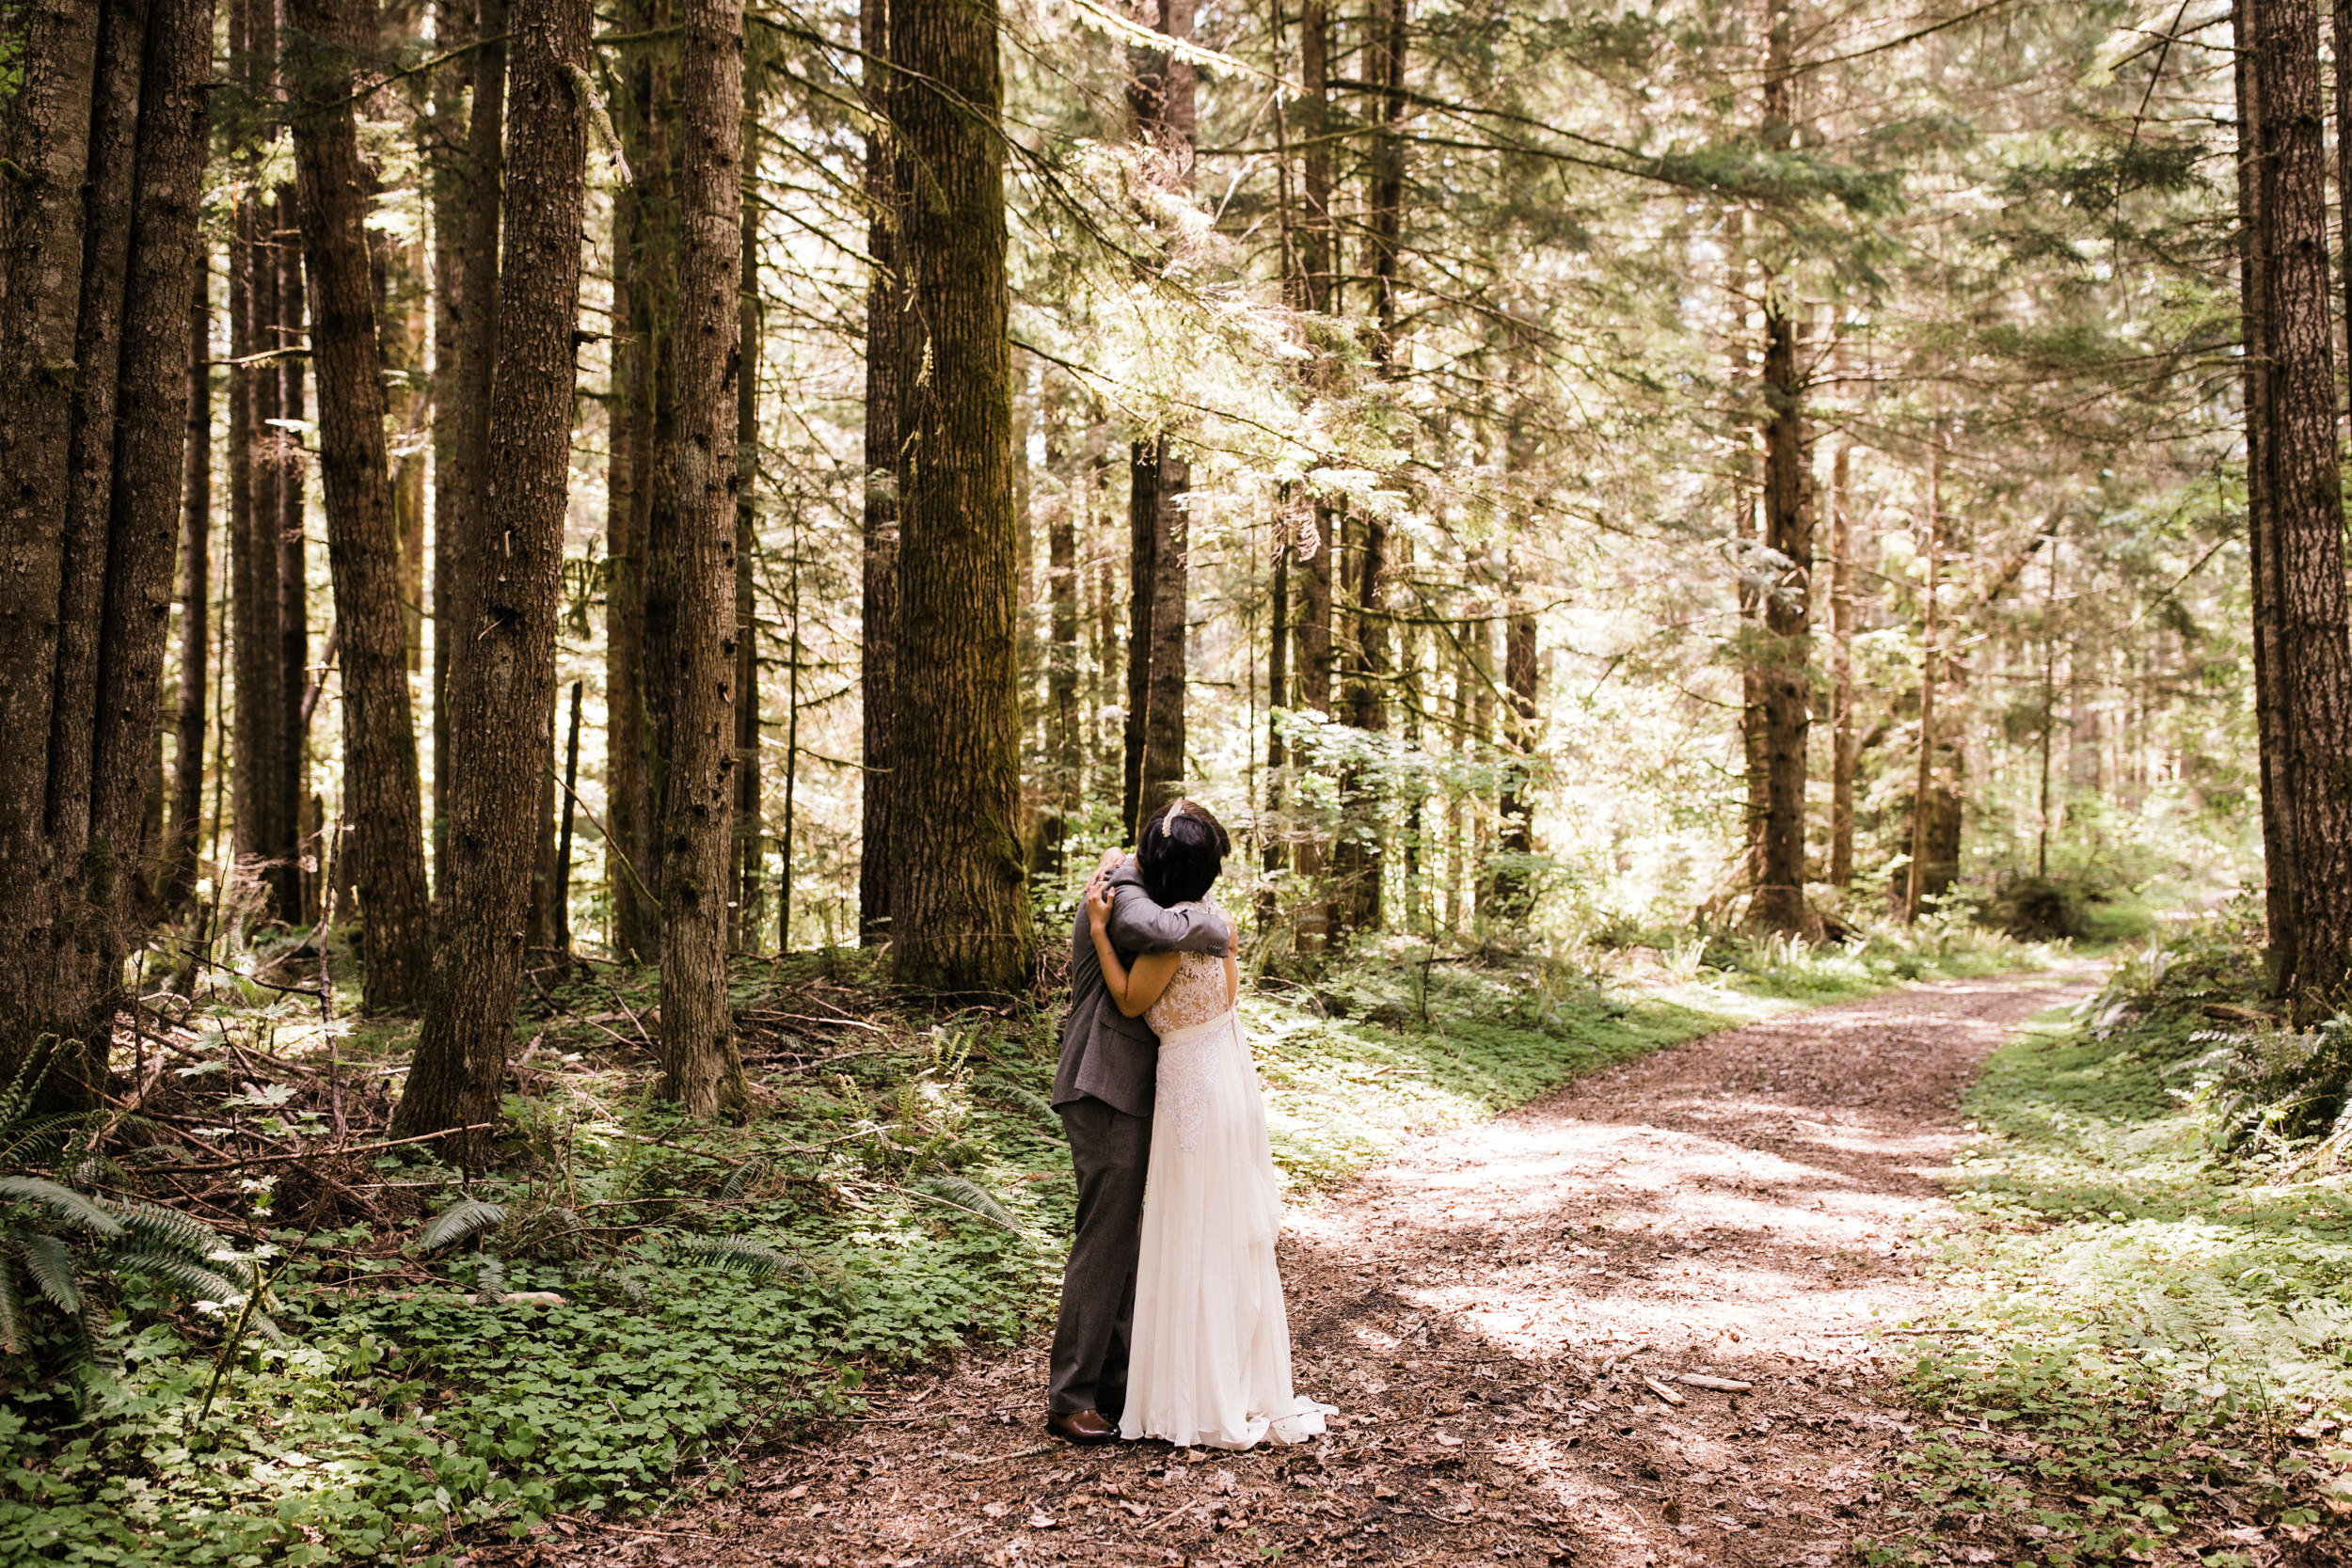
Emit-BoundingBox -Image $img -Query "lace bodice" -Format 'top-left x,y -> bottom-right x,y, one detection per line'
1143,905 -> 1235,1037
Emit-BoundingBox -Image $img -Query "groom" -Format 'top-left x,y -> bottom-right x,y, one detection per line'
1043,846 -> 1231,1445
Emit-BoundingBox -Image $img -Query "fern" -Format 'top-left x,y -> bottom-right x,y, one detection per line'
672,1234 -> 804,1280
719,1154 -> 772,1201
913,1174 -> 1025,1235
0,1176 -> 123,1238
0,1261 -> 23,1354
109,1250 -> 249,1310
118,1203 -> 235,1270
15,1233 -> 83,1314
0,1111 -> 109,1170
472,1255 -> 507,1300
0,1046 -> 54,1129
993,1085 -> 1065,1132
420,1197 -> 508,1252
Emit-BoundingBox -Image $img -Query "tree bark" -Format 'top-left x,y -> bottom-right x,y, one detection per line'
1903,428 -> 1942,923
1828,433 -> 1854,890
885,0 -> 1035,990
1261,495 -> 1292,929
1046,394 -> 1082,822
2252,0 -> 2352,1007
1331,0 -> 1406,936
427,0 -> 469,893
731,119 -> 763,953
1296,0 -> 1332,315
0,0 -> 214,1098
92,0 -> 215,937
858,0 -> 898,944
1492,603 -> 1538,914
396,0 -> 588,1155
436,0 -> 506,892
50,0 -> 146,885
1751,301 -> 1813,934
1120,0 -> 1195,842
290,0 -> 435,1009
656,0 -> 750,1115
638,0 -> 684,912
164,248 -> 213,911
275,190 -> 310,922
2240,1 -> 2296,978
604,26 -> 651,959
233,0 -> 291,921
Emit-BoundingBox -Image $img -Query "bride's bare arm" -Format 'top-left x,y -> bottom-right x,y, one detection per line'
1088,881 -> 1180,1017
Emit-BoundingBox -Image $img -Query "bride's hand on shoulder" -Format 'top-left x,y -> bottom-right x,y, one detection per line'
1085,879 -> 1116,934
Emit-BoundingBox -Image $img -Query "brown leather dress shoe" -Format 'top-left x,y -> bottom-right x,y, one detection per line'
1046,1408 -> 1120,1445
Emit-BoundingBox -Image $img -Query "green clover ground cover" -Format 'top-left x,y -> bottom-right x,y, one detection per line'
3,927 -> 2042,1565
1867,944 -> 2352,1566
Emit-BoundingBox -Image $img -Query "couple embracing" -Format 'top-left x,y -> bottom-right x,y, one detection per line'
1044,798 -> 1331,1449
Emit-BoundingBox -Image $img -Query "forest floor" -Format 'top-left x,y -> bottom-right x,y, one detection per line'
524,969 -> 2157,1568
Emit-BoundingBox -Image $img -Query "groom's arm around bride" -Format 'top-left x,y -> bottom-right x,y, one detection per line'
1044,848 -> 1229,1441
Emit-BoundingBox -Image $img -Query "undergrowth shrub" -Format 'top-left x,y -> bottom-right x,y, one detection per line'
1871,974 -> 2352,1565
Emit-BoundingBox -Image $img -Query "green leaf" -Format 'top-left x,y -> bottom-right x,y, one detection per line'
913,1175 -> 1025,1235
0,1176 -> 123,1237
14,1230 -> 82,1314
421,1198 -> 508,1252
671,1234 -> 804,1280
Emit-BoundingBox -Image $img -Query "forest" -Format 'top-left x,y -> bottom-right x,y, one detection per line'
1,0 -> 2348,1562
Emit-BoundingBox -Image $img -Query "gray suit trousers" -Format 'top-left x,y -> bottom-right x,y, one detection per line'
1046,1095 -> 1152,1418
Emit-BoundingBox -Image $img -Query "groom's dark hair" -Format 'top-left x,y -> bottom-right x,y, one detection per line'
1136,799 -> 1229,906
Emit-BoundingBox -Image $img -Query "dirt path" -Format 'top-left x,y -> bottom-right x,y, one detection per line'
537,970 -> 2098,1568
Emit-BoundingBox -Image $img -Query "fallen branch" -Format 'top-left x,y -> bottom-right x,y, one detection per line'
128,1123 -> 498,1175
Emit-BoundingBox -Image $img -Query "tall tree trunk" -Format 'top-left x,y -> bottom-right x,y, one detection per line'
638,0 -> 683,911
1297,0 -> 1332,314
1047,395 -> 1082,824
1828,433 -> 1854,890
604,25 -> 651,959
0,19 -> 103,1095
886,0 -> 1034,990
396,0 -> 588,1155
1747,3 -> 1809,934
1121,0 -> 1195,841
0,0 -> 214,1098
93,0 -> 213,937
657,0 -> 750,1115
1262,497 -> 1292,930
426,0 -> 469,893
2252,0 -> 2352,1008
1492,602 -> 1538,914
165,248 -> 213,911
1903,428 -> 1942,923
236,0 -> 292,919
275,191 -> 310,922
1752,325 -> 1813,931
2240,2 -> 2296,980
436,0 -> 506,892
1332,0 -> 1406,936
290,0 -> 436,1008
49,0 -> 144,898
858,0 -> 898,944
731,119 -> 763,953
1293,491 -> 1333,953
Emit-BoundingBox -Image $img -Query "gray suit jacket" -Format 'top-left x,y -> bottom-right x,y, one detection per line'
1051,863 -> 1231,1118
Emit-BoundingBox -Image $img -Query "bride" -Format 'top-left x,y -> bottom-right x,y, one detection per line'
1084,799 -> 1328,1449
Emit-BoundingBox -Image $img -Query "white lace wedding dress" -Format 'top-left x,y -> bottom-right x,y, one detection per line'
1120,906 -> 1330,1449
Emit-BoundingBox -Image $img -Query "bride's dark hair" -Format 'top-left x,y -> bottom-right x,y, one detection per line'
1136,799 -> 1230,905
